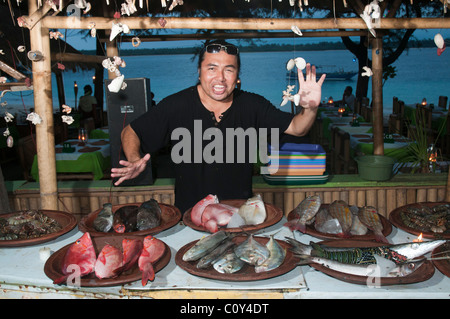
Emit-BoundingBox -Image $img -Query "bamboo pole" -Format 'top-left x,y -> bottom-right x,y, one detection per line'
446,172 -> 450,202
28,0 -> 58,210
36,16 -> 450,31
371,36 -> 384,156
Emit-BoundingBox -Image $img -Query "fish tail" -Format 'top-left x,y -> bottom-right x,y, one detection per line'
374,231 -> 390,244
337,231 -> 352,239
294,254 -> 313,266
141,262 -> 155,286
283,219 -> 306,233
285,237 -> 311,255
53,275 -> 68,285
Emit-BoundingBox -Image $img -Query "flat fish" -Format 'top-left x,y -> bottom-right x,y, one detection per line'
136,199 -> 162,231
234,234 -> 270,266
93,203 -> 114,232
255,235 -> 286,273
213,252 -> 245,274
284,195 -> 321,233
328,200 -> 353,237
358,206 -> 388,243
237,194 -> 267,225
113,205 -> 138,233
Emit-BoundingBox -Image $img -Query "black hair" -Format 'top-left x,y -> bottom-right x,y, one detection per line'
84,85 -> 93,94
197,39 -> 241,74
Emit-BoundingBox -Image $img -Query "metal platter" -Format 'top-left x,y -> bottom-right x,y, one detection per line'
79,203 -> 181,237
175,235 -> 297,282
308,240 -> 435,286
183,199 -> 283,233
44,235 -> 170,287
287,204 -> 392,241
0,210 -> 77,247
432,241 -> 450,278
389,202 -> 450,239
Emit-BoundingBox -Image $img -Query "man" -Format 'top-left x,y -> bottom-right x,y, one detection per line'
338,86 -> 356,110
111,40 -> 326,213
78,85 -> 97,120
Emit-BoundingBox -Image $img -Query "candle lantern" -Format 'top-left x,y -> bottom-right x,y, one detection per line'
78,128 -> 88,145
74,81 -> 79,111
328,96 -> 334,106
427,144 -> 437,173
421,98 -> 427,106
338,106 -> 346,117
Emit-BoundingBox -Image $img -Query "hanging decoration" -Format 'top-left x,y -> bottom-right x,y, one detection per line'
26,112 -> 42,125
110,22 -> 130,41
291,25 -> 303,37
362,66 -> 373,77
434,33 -> 446,56
88,22 -> 96,37
103,57 -> 128,93
360,0 -> 381,37
121,0 -> 138,16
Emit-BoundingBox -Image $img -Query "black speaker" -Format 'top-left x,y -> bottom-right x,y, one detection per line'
105,77 -> 154,186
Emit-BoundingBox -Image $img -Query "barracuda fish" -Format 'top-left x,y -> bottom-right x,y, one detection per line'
93,203 -> 114,233
213,252 -> 245,274
286,237 -> 447,265
182,230 -> 230,262
358,206 -> 389,243
255,235 -> 286,273
196,238 -> 236,269
296,253 -> 425,278
284,195 -> 322,233
328,200 -> 353,237
234,234 -> 270,266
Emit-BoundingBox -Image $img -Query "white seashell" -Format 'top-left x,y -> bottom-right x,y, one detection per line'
110,23 -> 123,41
108,65 -> 117,73
108,75 -> 124,93
74,0 -> 87,9
286,59 -> 295,71
83,2 -> 91,14
102,58 -> 112,69
434,33 -> 445,49
122,24 -> 130,34
132,36 -> 141,47
294,57 -> 306,70
6,136 -> 13,148
121,81 -> 127,90
17,45 -> 26,52
293,94 -> 301,106
280,97 -> 290,107
291,25 -> 303,36
0,76 -> 6,83
90,27 -> 96,37
362,66 -> 373,77
114,69 -> 122,77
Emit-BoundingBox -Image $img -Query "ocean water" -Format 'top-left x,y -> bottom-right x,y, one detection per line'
3,47 -> 449,122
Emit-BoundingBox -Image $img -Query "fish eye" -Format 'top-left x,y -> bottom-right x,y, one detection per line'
412,243 -> 419,250
76,239 -> 81,244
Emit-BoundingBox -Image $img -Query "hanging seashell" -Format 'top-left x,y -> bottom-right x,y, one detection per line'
294,57 -> 306,70
83,2 -> 92,14
434,33 -> 445,49
113,11 -> 121,19
27,50 -> 44,61
437,43 -> 446,56
108,75 -> 125,93
57,62 -> 65,70
0,76 -> 6,83
74,0 -> 87,9
90,27 -> 96,37
114,69 -> 121,77
158,17 -> 167,27
280,97 -> 290,107
291,25 -> 303,36
132,36 -> 141,47
110,22 -> 123,41
293,94 -> 301,106
122,24 -> 130,34
286,59 -> 295,71
17,45 -> 26,52
362,66 -> 373,77
121,81 -> 127,90
6,136 -> 13,148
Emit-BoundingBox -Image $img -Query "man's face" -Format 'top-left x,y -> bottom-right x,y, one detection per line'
197,50 -> 239,104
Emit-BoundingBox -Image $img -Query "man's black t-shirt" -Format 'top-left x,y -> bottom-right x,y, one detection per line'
130,86 -> 294,214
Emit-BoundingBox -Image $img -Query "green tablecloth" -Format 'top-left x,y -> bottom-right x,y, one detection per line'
89,129 -> 109,139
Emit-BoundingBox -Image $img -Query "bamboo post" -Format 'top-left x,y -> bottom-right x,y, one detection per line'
371,36 -> 384,156
28,0 -> 58,210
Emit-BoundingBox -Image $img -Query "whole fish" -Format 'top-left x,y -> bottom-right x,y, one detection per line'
136,199 -> 162,231
53,232 -> 96,285
314,207 -> 343,234
213,252 -> 245,274
286,237 -> 447,265
191,194 -> 219,226
94,244 -> 123,279
93,203 -> 114,232
182,230 -> 230,262
358,206 -> 389,243
113,205 -> 138,233
201,203 -> 238,233
138,235 -> 166,286
113,238 -> 143,275
255,235 -> 286,273
350,213 -> 369,236
196,238 -> 236,269
296,253 -> 425,278
234,234 -> 270,266
237,194 -> 267,225
284,195 -> 321,233
328,200 -> 353,237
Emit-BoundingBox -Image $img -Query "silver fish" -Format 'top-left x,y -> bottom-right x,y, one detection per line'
284,195 -> 321,233
196,238 -> 236,269
136,199 -> 162,231
255,235 -> 286,273
234,234 -> 270,266
213,252 -> 245,274
182,230 -> 230,262
93,203 -> 114,232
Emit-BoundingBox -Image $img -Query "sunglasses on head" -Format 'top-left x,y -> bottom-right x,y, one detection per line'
205,44 -> 239,55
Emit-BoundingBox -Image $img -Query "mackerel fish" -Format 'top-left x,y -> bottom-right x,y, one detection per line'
286,237 -> 447,265
234,234 -> 270,266
182,230 -> 230,262
213,252 -> 245,274
196,238 -> 236,269
328,200 -> 353,237
255,235 -> 286,273
358,206 -> 389,243
284,195 -> 321,233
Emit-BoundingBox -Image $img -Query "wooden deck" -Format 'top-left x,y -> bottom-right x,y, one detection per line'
5,173 -> 448,220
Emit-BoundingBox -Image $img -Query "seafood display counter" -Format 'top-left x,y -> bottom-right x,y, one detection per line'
0,216 -> 449,299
